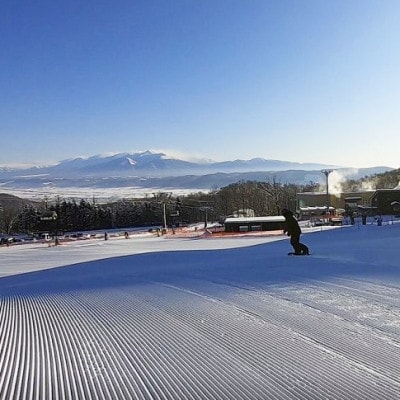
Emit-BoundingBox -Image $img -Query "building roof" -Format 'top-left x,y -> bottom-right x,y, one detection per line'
224,216 -> 285,224
299,206 -> 335,211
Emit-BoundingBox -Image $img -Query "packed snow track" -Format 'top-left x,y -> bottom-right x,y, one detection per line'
1,225 -> 400,399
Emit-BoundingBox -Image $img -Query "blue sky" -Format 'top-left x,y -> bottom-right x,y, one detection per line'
1,0 -> 399,168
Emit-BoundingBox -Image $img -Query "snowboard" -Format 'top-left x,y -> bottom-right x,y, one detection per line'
288,252 -> 310,256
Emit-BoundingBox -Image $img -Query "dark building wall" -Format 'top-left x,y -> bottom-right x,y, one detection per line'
370,190 -> 400,215
225,221 -> 285,233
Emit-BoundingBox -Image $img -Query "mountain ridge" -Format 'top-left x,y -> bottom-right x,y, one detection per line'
1,150 -> 344,178
0,151 -> 394,198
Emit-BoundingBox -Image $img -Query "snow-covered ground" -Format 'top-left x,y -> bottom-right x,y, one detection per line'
1,223 -> 400,399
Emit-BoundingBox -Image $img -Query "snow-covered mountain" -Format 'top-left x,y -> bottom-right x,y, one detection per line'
0,151 -> 394,198
47,151 -> 197,177
1,150 -> 342,178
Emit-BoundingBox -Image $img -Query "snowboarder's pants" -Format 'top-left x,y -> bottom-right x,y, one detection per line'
290,234 -> 309,255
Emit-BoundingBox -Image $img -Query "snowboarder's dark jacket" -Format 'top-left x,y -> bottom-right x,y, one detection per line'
282,209 -> 301,236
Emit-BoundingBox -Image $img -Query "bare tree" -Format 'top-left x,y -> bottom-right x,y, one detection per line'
259,176 -> 285,215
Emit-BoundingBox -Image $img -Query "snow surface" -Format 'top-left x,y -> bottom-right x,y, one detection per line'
1,223 -> 400,399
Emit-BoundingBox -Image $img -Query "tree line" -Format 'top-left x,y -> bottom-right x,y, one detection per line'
1,179 -> 317,235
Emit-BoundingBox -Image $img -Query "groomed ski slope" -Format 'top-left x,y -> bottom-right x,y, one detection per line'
1,224 -> 400,399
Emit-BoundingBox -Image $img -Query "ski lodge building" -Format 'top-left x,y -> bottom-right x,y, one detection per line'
296,189 -> 400,217
224,216 -> 285,233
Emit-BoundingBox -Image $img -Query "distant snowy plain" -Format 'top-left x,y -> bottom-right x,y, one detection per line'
1,222 -> 400,399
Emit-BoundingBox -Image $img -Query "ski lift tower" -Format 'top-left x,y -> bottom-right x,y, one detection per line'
321,169 -> 333,216
199,206 -> 213,229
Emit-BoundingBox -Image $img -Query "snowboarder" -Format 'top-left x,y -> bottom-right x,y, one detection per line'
282,208 -> 310,255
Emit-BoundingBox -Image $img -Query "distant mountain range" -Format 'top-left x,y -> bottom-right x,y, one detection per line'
1,151 -> 345,177
0,151 -> 394,199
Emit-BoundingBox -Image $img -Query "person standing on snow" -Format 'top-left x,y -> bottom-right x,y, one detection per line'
282,208 -> 310,255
